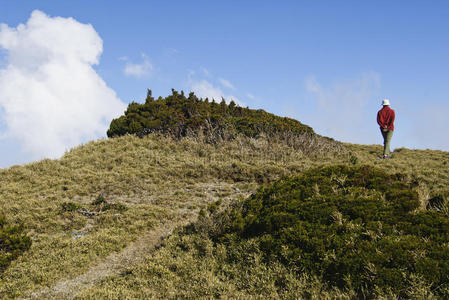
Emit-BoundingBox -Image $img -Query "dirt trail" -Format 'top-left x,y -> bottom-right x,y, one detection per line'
25,219 -> 192,299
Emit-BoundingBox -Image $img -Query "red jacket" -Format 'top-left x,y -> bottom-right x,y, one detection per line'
377,106 -> 395,131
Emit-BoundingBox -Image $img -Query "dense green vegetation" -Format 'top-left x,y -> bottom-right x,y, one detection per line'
188,165 -> 449,298
0,214 -> 31,273
108,89 -> 319,144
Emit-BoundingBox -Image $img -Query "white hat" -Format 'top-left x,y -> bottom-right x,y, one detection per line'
382,99 -> 390,106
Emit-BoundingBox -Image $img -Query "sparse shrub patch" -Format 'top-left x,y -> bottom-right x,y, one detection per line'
91,193 -> 106,206
91,194 -> 127,212
0,214 -> 32,273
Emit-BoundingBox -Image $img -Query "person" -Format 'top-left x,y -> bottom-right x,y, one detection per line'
377,99 -> 395,159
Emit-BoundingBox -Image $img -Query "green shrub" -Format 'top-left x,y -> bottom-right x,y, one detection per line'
60,201 -> 79,212
0,214 -> 32,273
198,165 -> 449,298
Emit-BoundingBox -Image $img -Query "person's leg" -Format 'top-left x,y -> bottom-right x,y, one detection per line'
384,130 -> 393,156
381,130 -> 388,156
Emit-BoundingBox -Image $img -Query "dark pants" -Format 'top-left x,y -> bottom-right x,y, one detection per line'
381,129 -> 393,156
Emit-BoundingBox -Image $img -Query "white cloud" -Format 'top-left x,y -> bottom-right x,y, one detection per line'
123,53 -> 153,78
301,72 -> 381,144
0,10 -> 126,160
218,78 -> 235,90
246,93 -> 255,100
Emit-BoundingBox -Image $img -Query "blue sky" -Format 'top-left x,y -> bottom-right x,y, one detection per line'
0,1 -> 448,168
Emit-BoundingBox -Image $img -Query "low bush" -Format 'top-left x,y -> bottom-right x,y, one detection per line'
193,165 -> 449,298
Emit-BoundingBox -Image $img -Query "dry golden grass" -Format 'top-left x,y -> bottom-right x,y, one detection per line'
0,134 -> 447,298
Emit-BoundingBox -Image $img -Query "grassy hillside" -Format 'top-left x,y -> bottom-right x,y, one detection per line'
0,96 -> 448,298
0,133 -> 342,298
73,149 -> 449,299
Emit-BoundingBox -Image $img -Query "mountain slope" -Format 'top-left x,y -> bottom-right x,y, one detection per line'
0,133 -> 341,298
73,152 -> 449,299
0,99 -> 448,298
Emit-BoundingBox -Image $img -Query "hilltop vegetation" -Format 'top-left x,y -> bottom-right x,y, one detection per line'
107,89 -> 340,155
0,90 -> 449,298
108,89 -> 313,139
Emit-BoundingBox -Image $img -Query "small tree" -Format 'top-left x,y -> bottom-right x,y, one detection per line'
145,89 -> 155,103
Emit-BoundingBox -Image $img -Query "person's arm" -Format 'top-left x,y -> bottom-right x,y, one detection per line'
377,111 -> 382,127
386,110 -> 395,129
386,110 -> 395,128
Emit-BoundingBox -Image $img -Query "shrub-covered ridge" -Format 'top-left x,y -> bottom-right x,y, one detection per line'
194,165 -> 449,298
107,89 -> 342,155
108,89 -> 314,139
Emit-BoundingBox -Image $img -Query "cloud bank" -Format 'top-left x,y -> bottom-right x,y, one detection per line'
0,10 -> 126,160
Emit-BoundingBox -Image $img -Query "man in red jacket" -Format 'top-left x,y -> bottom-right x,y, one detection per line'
377,99 -> 395,159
